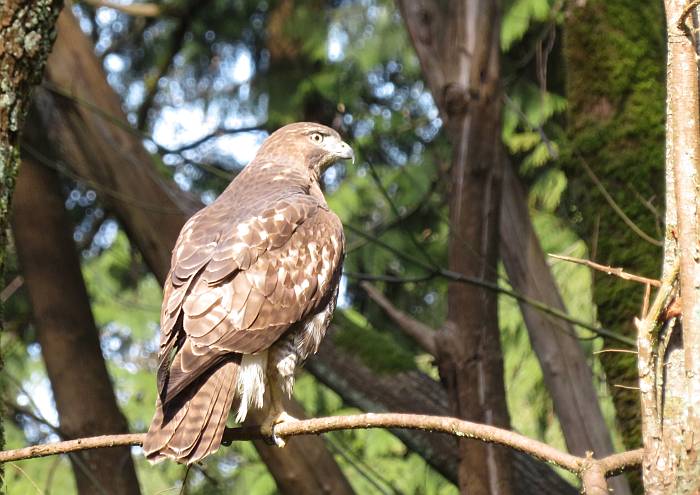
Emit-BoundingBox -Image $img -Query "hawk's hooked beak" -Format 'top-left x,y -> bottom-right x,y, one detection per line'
332,140 -> 355,164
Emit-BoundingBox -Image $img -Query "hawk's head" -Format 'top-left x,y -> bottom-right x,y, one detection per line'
257,122 -> 354,179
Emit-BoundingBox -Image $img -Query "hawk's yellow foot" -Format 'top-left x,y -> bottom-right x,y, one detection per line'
260,410 -> 298,447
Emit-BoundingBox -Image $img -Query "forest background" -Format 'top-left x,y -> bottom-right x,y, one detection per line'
0,0 -> 674,494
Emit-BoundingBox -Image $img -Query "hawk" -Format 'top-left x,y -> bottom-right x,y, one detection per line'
143,122 -> 353,464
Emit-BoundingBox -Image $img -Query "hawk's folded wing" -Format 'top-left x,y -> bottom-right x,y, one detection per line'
157,193 -> 344,404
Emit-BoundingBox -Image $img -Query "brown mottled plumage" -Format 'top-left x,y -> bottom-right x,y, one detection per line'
143,122 -> 353,464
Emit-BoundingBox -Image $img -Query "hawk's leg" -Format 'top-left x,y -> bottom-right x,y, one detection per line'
260,343 -> 299,447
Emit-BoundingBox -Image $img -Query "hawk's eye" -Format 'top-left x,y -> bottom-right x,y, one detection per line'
310,132 -> 324,144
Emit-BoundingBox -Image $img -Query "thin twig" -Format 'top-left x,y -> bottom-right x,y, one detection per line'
362,150 -> 438,269
23,144 -> 184,215
577,154 -> 663,247
678,0 -> 700,39
9,463 -> 43,495
346,179 -> 437,253
163,126 -> 263,154
136,0 -> 213,130
548,253 -> 661,287
1,275 -> 24,302
612,384 -> 640,390
642,282 -> 652,318
345,272 -> 436,284
79,0 -> 164,17
593,349 -> 638,355
502,93 -> 559,160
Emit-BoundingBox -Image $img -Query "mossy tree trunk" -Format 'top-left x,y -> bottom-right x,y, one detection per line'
563,0 -> 666,491
0,1 -> 62,490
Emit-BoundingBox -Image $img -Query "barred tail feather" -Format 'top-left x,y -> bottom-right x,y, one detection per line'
144,359 -> 239,465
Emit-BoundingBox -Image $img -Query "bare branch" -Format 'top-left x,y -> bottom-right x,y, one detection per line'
79,0 -> 163,18
0,411 -> 643,495
0,412 -> 641,482
0,433 -> 145,464
677,0 -> 700,38
135,0 -> 214,130
548,253 -> 661,287
160,126 -> 264,154
576,153 -> 663,247
1,275 -> 23,302
599,449 -> 644,476
360,281 -> 437,355
580,453 -> 609,495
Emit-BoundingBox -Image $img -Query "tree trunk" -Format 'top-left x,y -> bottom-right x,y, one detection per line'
398,3 -> 629,493
640,1 -> 700,493
11,153 -> 141,495
0,3 -> 62,488
396,2 -> 513,493
27,11 -> 354,494
36,11 -> 190,284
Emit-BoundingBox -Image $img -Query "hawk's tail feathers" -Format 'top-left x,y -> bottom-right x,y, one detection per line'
143,359 -> 239,465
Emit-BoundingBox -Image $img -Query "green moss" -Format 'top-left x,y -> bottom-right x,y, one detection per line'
332,309 -> 418,374
563,1 -> 665,491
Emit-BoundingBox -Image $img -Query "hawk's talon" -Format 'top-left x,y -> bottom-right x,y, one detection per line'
270,425 -> 287,448
260,411 -> 297,448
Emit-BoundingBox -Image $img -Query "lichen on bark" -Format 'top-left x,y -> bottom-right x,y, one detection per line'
563,0 -> 665,491
0,1 -> 63,489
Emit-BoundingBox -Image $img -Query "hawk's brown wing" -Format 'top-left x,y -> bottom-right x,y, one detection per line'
158,193 -> 344,404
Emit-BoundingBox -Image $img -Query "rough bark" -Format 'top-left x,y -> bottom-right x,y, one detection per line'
666,1 -> 700,491
308,338 -> 578,495
0,0 -> 62,240
11,153 -> 141,494
27,11 -> 354,494
0,2 -> 62,487
396,2 -> 512,493
639,1 -> 700,493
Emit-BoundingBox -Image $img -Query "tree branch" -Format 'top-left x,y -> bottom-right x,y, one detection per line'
359,281 -> 437,355
161,125 -> 265,154
677,0 -> 700,38
577,153 -> 663,247
549,254 -> 661,287
0,412 -> 642,487
79,0 -> 164,18
135,0 -> 214,130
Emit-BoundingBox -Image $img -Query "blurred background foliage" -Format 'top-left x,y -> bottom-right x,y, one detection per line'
2,0 -> 657,492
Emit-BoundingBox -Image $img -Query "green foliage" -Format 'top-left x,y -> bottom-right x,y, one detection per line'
501,0 -> 558,50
